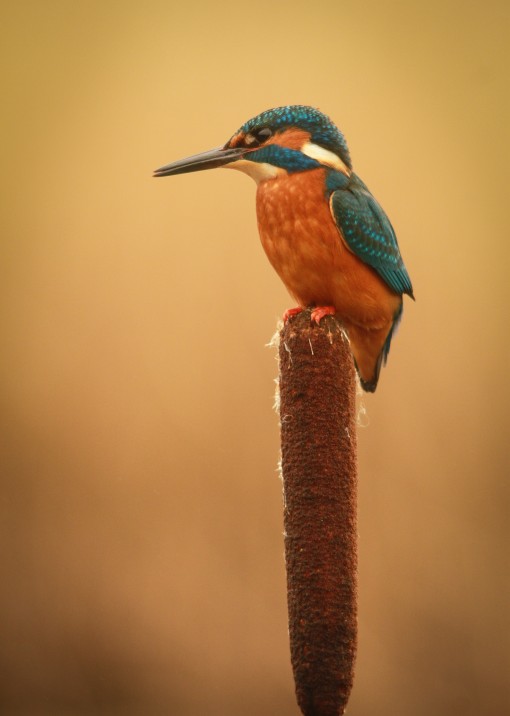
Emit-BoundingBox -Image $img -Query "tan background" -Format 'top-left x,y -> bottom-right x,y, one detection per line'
1,1 -> 509,714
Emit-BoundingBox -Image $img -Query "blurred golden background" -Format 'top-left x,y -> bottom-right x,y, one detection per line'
1,1 -> 508,714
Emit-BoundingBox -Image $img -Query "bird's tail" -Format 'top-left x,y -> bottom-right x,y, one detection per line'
350,303 -> 404,392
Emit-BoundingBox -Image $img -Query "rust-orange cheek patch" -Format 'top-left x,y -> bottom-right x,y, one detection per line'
266,128 -> 311,150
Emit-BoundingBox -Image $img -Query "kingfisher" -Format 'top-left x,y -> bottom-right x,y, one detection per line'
154,105 -> 413,391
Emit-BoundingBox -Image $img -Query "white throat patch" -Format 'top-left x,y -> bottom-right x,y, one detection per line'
223,159 -> 286,184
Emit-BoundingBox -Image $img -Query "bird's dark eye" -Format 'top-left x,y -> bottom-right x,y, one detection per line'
254,127 -> 272,142
244,127 -> 272,147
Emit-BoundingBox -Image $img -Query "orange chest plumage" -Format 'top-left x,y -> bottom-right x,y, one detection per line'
256,169 -> 341,305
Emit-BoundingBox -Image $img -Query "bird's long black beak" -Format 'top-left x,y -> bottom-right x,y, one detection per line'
153,145 -> 248,178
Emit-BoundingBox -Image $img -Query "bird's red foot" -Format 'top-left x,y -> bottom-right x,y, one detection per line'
311,305 -> 336,324
283,306 -> 304,323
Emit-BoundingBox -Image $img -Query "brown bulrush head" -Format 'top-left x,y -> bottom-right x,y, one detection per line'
278,310 -> 358,716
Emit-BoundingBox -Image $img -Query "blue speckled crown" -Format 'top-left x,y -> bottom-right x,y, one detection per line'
238,105 -> 352,169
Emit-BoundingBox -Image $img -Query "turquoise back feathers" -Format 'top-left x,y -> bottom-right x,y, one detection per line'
331,174 -> 414,298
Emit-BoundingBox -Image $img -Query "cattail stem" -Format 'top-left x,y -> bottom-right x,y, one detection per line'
278,310 -> 358,716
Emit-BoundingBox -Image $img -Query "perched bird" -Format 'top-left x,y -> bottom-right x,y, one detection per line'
154,105 -> 413,391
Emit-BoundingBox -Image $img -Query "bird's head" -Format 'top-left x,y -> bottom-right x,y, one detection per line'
154,105 -> 352,184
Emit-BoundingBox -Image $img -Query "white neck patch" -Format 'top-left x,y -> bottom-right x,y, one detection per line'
301,142 -> 350,174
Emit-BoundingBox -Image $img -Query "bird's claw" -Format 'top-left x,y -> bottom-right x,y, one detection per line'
310,306 -> 336,324
283,306 -> 304,323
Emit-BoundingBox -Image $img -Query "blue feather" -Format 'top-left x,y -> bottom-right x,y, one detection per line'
330,173 -> 414,298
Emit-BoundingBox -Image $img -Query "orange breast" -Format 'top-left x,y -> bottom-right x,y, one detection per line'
256,169 -> 400,330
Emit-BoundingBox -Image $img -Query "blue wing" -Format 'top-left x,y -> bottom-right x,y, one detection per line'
329,173 -> 414,297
